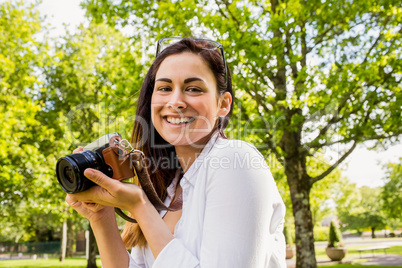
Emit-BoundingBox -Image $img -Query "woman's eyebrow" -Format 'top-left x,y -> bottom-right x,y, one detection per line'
155,77 -> 205,84
184,77 -> 204,83
155,78 -> 172,83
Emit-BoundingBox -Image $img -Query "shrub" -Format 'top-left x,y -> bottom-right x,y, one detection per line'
314,226 -> 329,242
328,220 -> 343,248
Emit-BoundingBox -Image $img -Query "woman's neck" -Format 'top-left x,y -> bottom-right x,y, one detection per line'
174,133 -> 215,172
174,145 -> 203,173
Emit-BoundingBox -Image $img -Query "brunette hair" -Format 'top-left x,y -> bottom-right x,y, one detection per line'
122,38 -> 233,248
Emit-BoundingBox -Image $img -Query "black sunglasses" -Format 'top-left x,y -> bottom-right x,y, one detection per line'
156,37 -> 228,86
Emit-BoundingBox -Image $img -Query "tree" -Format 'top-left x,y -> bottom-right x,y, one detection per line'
382,158 -> 402,220
337,186 -> 386,238
82,0 -> 402,267
40,22 -> 143,145
87,226 -> 98,268
40,18 -> 144,266
276,155 -> 342,228
0,0 -> 67,244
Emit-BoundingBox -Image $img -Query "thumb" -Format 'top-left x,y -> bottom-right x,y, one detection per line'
84,168 -> 116,190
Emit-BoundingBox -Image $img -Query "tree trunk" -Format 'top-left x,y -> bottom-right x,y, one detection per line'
66,219 -> 74,257
87,225 -> 97,268
60,220 -> 67,262
371,227 -> 376,239
286,157 -> 317,268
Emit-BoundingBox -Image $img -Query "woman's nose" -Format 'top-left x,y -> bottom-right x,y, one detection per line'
167,90 -> 187,110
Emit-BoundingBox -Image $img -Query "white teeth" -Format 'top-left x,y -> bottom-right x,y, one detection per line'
166,116 -> 193,124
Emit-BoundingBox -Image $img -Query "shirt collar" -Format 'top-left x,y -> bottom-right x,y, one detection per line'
181,133 -> 220,186
167,168 -> 181,199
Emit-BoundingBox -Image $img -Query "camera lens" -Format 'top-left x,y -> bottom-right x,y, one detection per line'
63,166 -> 75,184
56,150 -> 103,193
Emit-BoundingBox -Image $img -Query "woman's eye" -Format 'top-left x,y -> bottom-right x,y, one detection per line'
186,87 -> 203,93
157,87 -> 171,92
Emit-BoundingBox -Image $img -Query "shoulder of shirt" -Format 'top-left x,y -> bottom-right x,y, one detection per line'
210,137 -> 264,158
203,136 -> 272,178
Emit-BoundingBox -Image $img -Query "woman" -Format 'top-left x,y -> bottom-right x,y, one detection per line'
66,38 -> 286,268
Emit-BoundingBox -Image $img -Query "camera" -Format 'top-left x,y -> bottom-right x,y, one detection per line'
56,133 -> 135,194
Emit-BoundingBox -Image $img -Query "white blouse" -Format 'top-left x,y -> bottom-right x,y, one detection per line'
128,135 -> 286,268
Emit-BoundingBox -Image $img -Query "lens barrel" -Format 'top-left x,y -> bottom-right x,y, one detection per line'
56,150 -> 106,193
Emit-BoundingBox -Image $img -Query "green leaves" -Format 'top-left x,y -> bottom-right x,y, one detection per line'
381,158 -> 402,220
42,22 -> 144,144
336,184 -> 387,235
0,1 -> 67,242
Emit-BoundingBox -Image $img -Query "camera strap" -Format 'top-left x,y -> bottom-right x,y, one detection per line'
130,152 -> 183,211
106,135 -> 183,223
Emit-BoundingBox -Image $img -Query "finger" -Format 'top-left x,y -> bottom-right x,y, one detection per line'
73,147 -> 83,154
66,194 -> 87,214
66,193 -> 79,206
84,168 -> 117,190
82,202 -> 105,212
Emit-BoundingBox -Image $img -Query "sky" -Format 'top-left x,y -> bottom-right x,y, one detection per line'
17,0 -> 402,188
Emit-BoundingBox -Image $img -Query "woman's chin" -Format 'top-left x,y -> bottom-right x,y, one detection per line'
163,134 -> 210,148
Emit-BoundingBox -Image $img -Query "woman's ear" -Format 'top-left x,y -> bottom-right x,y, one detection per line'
217,92 -> 232,117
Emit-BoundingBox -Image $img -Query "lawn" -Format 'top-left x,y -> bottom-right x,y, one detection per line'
315,245 -> 402,268
315,245 -> 402,259
0,257 -> 102,268
1,246 -> 401,268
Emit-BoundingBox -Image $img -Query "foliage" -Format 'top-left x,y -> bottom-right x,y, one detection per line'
38,9 -> 146,265
40,22 -> 144,146
313,226 -> 329,242
328,220 -> 342,248
0,0 -> 67,243
332,177 -> 389,235
0,0 -> 145,244
284,226 -> 293,246
309,159 -> 342,227
336,186 -> 386,238
381,158 -> 402,220
332,177 -> 361,231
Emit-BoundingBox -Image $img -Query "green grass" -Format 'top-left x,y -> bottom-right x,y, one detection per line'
315,245 -> 402,268
1,245 -> 401,267
315,245 -> 402,260
0,257 -> 102,268
386,245 -> 402,255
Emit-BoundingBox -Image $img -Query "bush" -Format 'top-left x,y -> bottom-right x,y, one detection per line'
314,226 -> 329,242
328,220 -> 343,248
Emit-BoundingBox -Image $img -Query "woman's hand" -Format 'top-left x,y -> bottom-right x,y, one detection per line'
65,147 -> 111,223
65,147 -> 148,223
66,193 -> 115,223
69,167 -> 147,213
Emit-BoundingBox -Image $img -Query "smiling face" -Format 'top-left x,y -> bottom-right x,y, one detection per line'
151,52 -> 231,148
